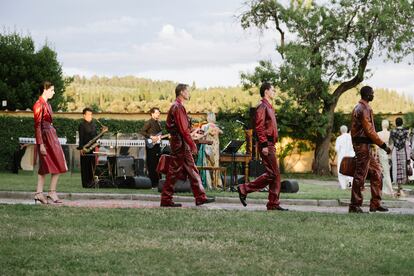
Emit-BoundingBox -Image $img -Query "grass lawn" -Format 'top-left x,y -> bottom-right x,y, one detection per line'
1,205 -> 414,275
0,172 -> 399,201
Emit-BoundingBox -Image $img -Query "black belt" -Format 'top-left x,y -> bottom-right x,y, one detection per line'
352,137 -> 372,144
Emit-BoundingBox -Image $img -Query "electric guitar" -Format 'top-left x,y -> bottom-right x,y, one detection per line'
146,132 -> 170,149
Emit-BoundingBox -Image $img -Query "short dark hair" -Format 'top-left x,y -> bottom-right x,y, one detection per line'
395,117 -> 403,127
260,82 -> 272,97
360,86 -> 373,98
82,107 -> 93,114
175,83 -> 188,97
149,107 -> 160,114
39,81 -> 53,94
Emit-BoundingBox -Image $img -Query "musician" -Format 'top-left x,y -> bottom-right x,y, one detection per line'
349,86 -> 391,213
141,107 -> 163,187
78,107 -> 107,188
160,83 -> 215,207
237,82 -> 288,211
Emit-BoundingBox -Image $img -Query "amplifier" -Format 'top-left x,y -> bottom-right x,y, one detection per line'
108,156 -> 135,178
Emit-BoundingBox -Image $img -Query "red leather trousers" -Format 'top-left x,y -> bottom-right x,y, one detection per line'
161,135 -> 206,205
239,144 -> 281,209
350,143 -> 382,209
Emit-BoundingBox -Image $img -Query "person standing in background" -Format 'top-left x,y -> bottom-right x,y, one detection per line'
141,107 -> 163,188
335,125 -> 355,189
376,120 -> 393,196
390,117 -> 412,197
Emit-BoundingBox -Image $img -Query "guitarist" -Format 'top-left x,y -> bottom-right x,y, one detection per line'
141,107 -> 163,187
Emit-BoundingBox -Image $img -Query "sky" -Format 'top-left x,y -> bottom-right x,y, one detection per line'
1,0 -> 414,95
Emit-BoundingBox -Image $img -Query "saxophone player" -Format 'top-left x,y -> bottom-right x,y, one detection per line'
78,107 -> 108,188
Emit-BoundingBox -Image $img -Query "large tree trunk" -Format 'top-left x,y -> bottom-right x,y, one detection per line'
312,102 -> 336,175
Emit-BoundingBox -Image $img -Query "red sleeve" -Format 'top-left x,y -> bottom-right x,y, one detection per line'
175,106 -> 197,152
255,105 -> 267,147
360,109 -> 383,146
33,102 -> 43,145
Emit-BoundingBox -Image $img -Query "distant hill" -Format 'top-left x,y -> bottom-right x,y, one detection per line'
64,75 -> 414,113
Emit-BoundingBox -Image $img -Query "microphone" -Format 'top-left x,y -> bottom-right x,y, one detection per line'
235,120 -> 246,126
235,120 -> 247,129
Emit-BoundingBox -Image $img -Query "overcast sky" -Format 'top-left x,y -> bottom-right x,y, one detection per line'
1,0 -> 414,96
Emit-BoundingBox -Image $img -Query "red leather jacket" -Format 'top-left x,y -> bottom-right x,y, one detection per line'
166,98 -> 197,152
255,98 -> 278,148
351,99 -> 384,147
33,97 -> 53,145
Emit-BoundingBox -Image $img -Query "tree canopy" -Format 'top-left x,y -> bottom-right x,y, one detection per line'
0,32 -> 69,111
240,0 -> 414,174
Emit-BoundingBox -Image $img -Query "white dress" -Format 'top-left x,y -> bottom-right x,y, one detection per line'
335,133 -> 355,189
377,130 -> 393,195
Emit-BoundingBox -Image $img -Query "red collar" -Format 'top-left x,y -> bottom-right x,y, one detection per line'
359,99 -> 370,108
261,98 -> 273,109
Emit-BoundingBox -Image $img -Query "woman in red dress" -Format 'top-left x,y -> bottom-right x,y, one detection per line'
33,81 -> 68,204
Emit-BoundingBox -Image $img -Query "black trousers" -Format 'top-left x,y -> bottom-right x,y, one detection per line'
80,154 -> 96,188
146,145 -> 161,187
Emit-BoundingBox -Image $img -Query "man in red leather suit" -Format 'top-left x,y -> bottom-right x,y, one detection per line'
349,86 -> 391,213
160,84 -> 215,207
237,82 -> 288,211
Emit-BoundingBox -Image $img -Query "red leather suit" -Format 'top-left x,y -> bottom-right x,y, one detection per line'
160,98 -> 207,205
33,97 -> 67,175
350,99 -> 384,209
239,98 -> 281,209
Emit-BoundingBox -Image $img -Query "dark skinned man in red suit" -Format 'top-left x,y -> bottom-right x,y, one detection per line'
237,82 -> 288,211
349,86 -> 391,213
160,83 -> 215,207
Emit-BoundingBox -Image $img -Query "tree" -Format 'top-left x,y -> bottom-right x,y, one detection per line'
240,0 -> 414,174
0,32 -> 69,111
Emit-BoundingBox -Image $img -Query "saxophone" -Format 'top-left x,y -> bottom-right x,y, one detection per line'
81,128 -> 108,153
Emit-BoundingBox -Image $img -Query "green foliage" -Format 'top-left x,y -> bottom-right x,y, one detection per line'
1,205 -> 414,275
0,115 -> 146,171
240,0 -> 414,174
0,32 -> 70,111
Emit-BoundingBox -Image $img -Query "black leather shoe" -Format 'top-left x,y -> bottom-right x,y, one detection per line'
369,206 -> 389,212
196,197 -> 215,206
268,206 -> 288,211
237,186 -> 247,207
349,206 -> 364,213
160,202 -> 182,207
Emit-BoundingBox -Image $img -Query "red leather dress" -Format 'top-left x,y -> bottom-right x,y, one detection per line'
238,98 -> 281,209
33,97 -> 68,175
160,98 -> 207,205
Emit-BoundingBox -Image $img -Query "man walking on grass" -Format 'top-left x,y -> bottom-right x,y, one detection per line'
160,83 -> 215,207
237,82 -> 288,211
349,86 -> 391,213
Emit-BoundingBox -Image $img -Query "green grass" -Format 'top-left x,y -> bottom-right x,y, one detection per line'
1,205 -> 414,275
0,172 -> 398,200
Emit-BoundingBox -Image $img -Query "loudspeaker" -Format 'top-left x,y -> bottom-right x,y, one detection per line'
281,179 -> 299,193
95,179 -> 116,188
249,160 -> 266,177
116,176 -> 152,189
108,156 -> 135,178
158,179 -> 191,193
134,158 -> 145,176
